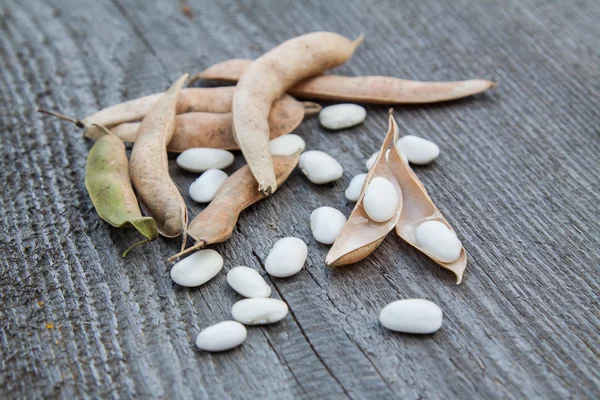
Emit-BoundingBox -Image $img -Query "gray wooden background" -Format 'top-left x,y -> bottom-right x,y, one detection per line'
1,0 -> 599,399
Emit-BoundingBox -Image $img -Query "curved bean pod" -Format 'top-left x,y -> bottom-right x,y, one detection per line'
192,58 -> 496,104
84,124 -> 157,256
232,32 -> 363,195
130,74 -> 189,246
168,153 -> 300,261
326,111 -> 404,267
389,117 -> 468,284
37,87 -> 239,130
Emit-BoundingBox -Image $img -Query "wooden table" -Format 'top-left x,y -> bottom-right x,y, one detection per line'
1,0 -> 598,398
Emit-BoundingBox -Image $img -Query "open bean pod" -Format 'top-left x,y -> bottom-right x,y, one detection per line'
168,153 -> 301,261
388,116 -> 468,284
326,112 -> 404,267
84,124 -> 158,256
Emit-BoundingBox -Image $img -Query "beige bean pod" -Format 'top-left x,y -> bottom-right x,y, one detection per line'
387,116 -> 467,284
232,32 -> 363,195
326,112 -> 404,267
168,153 -> 300,261
38,87 -> 241,130
192,58 -> 496,104
129,74 -> 189,250
86,96 -> 320,152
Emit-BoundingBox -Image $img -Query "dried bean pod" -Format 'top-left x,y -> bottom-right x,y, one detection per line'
168,153 -> 300,261
37,87 -> 238,130
232,32 -> 363,195
388,116 -> 467,284
84,124 -> 157,256
91,96 -> 319,152
130,74 -> 189,247
193,58 -> 496,104
326,111 -> 403,266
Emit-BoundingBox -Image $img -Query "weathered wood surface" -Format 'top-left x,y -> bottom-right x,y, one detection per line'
1,0 -> 599,398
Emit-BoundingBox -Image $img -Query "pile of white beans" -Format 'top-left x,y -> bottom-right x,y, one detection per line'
172,104 -> 459,352
171,237 -> 309,352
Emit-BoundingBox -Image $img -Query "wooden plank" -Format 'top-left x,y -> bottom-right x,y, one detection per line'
0,0 -> 599,399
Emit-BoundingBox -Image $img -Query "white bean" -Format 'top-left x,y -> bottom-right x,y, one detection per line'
379,299 -> 443,334
310,206 -> 347,245
415,220 -> 462,263
363,177 -> 399,222
319,103 -> 366,130
176,148 -> 234,173
395,135 -> 439,165
344,173 -> 367,201
170,249 -> 223,287
270,134 -> 306,155
227,266 -> 271,298
231,298 -> 289,325
299,150 -> 344,184
189,169 -> 228,203
195,321 -> 247,352
265,237 -> 307,278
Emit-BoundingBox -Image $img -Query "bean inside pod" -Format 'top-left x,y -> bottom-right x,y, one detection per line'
388,117 -> 468,283
326,111 -> 404,266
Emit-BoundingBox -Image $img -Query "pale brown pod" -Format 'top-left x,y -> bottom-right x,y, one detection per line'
85,87 -> 237,127
89,97 -> 320,152
232,32 -> 363,196
193,58 -> 496,104
168,153 -> 300,261
387,116 -> 468,284
129,74 -> 189,247
326,112 -> 404,267
37,87 -> 239,130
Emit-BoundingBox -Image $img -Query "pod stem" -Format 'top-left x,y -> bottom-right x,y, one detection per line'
36,108 -> 84,128
167,239 -> 206,262
180,229 -> 188,253
302,101 -> 322,115
122,238 -> 150,257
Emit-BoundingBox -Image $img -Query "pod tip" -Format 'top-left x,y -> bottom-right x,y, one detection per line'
353,33 -> 365,48
302,101 -> 322,115
455,273 -> 463,285
258,182 -> 275,196
187,73 -> 201,87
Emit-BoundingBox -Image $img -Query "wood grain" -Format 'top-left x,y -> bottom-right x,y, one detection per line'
0,0 -> 599,399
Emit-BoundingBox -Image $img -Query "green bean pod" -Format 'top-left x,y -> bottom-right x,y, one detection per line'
85,124 -> 158,256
